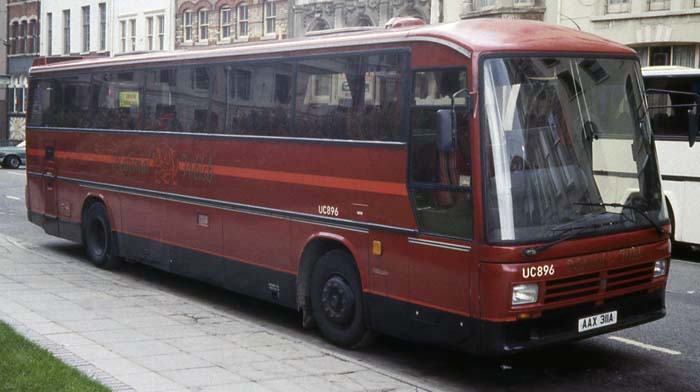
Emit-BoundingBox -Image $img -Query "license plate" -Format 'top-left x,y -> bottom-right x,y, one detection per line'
578,310 -> 617,333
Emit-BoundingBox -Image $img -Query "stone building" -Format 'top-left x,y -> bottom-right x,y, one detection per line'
41,0 -> 111,57
112,0 -> 175,55
175,0 -> 289,48
459,0 -> 546,21
290,0 -> 432,37
548,0 -> 700,68
7,0 -> 40,142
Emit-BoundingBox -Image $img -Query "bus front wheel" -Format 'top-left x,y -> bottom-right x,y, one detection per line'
83,203 -> 122,269
310,249 -> 373,348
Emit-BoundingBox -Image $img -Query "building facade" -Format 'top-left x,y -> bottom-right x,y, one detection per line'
113,0 -> 175,55
40,0 -> 111,57
290,0 -> 432,37
549,0 -> 700,68
459,0 -> 546,21
7,0 -> 39,142
174,0 -> 288,48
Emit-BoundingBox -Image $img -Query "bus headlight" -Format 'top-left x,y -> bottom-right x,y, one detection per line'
512,283 -> 539,305
653,260 -> 668,278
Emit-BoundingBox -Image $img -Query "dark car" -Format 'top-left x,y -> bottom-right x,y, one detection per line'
0,141 -> 26,169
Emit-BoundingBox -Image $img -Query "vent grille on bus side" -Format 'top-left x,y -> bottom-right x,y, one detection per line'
543,262 -> 655,304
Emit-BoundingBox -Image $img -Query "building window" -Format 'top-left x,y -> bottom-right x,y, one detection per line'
648,0 -> 670,10
198,9 -> 209,41
607,0 -> 630,13
147,16 -> 154,50
47,13 -> 53,55
184,10 -> 193,41
63,10 -> 71,55
130,19 -> 136,51
99,3 -> 106,51
19,21 -> 26,53
237,4 -> 248,38
29,19 -> 37,53
120,20 -> 126,52
10,22 -> 17,54
635,47 -> 649,67
672,45 -> 696,67
264,1 -> 276,35
82,6 -> 90,53
13,87 -> 26,114
650,46 -> 671,66
158,15 -> 165,50
220,7 -> 232,40
478,0 -> 495,7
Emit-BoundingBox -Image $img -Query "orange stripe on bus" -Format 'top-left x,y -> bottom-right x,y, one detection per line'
211,165 -> 407,196
34,150 -> 407,196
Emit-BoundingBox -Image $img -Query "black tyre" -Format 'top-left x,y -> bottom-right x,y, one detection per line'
83,203 -> 122,269
4,155 -> 21,169
310,249 -> 373,348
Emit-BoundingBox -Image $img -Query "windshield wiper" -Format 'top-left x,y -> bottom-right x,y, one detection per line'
522,219 -> 622,257
574,202 -> 666,236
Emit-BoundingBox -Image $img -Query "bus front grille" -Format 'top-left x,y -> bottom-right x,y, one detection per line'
543,262 -> 655,304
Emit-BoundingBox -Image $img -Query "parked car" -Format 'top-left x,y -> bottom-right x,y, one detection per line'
0,141 -> 26,169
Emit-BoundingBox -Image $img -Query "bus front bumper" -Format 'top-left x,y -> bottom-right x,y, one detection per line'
473,289 -> 666,356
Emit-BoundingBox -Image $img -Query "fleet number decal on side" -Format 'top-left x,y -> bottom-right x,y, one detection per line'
318,205 -> 340,217
522,264 -> 555,279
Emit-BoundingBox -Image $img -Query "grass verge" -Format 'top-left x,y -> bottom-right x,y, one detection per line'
0,320 -> 110,392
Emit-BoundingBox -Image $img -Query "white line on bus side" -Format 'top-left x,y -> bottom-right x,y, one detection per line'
608,336 -> 682,355
5,196 -> 20,201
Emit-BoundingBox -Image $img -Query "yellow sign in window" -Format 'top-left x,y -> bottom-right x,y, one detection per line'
119,91 -> 140,108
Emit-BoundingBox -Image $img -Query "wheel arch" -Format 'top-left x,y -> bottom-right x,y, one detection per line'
80,193 -> 118,244
295,233 -> 363,316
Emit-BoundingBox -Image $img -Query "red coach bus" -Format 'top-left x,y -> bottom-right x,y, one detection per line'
26,18 -> 687,355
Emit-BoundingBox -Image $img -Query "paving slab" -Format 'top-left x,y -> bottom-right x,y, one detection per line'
0,233 -> 430,392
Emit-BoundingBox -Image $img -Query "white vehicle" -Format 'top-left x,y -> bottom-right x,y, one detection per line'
642,66 -> 700,246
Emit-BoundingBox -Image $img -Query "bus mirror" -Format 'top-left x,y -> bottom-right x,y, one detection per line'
689,108 -> 698,147
437,109 -> 454,152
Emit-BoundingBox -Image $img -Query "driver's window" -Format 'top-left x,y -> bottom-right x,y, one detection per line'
409,69 -> 472,238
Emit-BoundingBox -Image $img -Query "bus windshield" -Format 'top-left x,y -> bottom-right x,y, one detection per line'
482,56 -> 667,243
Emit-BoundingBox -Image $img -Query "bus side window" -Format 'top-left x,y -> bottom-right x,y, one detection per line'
143,69 -> 179,132
409,69 -> 473,239
94,71 -> 144,131
293,53 -> 405,141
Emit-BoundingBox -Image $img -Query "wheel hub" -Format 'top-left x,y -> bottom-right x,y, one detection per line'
321,275 -> 355,325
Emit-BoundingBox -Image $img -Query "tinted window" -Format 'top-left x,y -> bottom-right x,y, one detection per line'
143,68 -> 179,131
94,71 -> 144,130
214,63 -> 293,136
28,79 -> 55,127
40,74 -> 93,128
294,53 -> 405,141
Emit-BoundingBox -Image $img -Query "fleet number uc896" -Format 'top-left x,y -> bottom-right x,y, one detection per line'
522,264 -> 555,279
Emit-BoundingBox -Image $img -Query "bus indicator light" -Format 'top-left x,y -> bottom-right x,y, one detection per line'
372,240 -> 382,256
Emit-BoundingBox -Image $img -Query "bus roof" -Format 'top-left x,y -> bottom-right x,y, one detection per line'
642,66 -> 700,77
30,18 -> 635,75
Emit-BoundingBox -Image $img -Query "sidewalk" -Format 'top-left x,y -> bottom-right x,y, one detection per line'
0,234 -> 428,392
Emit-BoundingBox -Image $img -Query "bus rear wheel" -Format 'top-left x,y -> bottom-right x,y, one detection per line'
310,249 -> 372,348
83,203 -> 122,269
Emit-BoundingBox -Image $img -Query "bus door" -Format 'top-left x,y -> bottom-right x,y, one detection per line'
407,68 -> 473,322
42,144 -> 59,235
